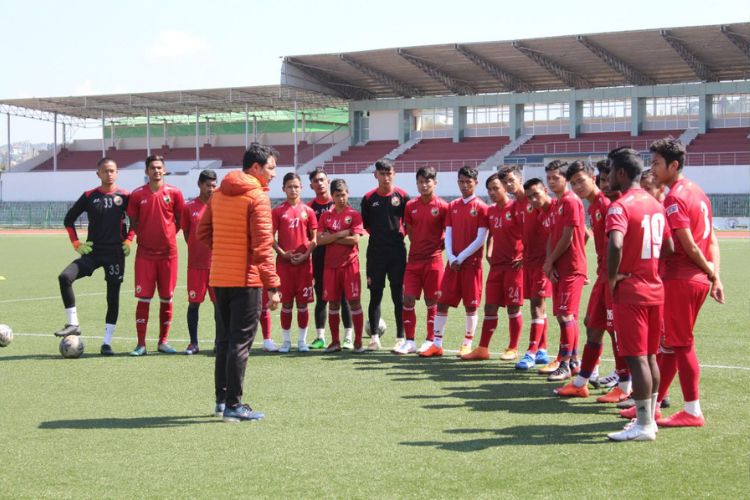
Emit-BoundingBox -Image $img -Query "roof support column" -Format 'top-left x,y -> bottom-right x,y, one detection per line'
146,108 -> 151,156
698,91 -> 711,134
630,97 -> 644,136
398,109 -> 411,145
162,120 -> 167,148
53,112 -> 58,172
569,96 -> 582,139
62,123 -> 66,150
244,104 -> 249,149
253,115 -> 258,143
7,113 -> 11,171
195,107 -> 200,170
509,103 -> 524,141
110,121 -> 115,149
100,111 -> 105,157
453,106 -> 466,143
293,100 -> 298,168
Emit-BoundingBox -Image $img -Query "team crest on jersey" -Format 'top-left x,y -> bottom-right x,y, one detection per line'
136,285 -> 142,294
527,204 -> 533,213
163,195 -> 171,204
595,211 -> 602,221
189,290 -> 196,299
431,207 -> 439,216
558,206 -> 563,215
470,208 -> 477,216
505,211 -> 512,221
113,195 -> 123,206
391,196 -> 400,207
344,216 -> 352,225
301,211 -> 308,220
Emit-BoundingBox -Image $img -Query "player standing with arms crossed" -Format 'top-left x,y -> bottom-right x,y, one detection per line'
399,167 -> 448,355
272,173 -> 318,353
360,159 -> 409,351
182,169 -> 217,355
420,166 -> 488,358
55,158 -> 132,356
605,147 -> 672,441
650,138 -> 724,427
307,168 -> 354,349
127,155 -> 185,356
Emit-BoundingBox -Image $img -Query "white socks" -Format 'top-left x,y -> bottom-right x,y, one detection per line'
103,323 -> 115,345
464,312 -> 478,345
282,329 -> 291,344
684,400 -> 702,416
315,328 -> 326,341
298,328 -> 308,344
433,314 -> 448,347
66,307 -> 79,326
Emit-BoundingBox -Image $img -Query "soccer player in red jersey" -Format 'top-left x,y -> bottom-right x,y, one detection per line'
272,172 -> 318,353
316,179 -> 366,353
605,147 -> 673,441
55,158 -> 133,356
399,167 -> 448,355
461,173 -> 524,361
126,155 -> 185,356
541,160 -> 587,381
556,161 -> 632,400
649,138 -> 725,428
181,169 -> 217,355
639,168 -> 665,202
420,166 -> 489,358
307,168 -> 353,349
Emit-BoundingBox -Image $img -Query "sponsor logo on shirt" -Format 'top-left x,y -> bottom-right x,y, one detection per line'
412,209 -> 418,214
372,201 -> 380,207
608,206 -> 623,216
666,203 -> 679,215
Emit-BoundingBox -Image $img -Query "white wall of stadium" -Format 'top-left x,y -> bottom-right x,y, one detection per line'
1,165 -> 748,202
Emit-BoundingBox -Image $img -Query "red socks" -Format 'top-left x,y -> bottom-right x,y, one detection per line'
351,307 -> 364,344
580,341 -> 603,379
402,306 -> 417,341
478,316 -> 498,348
527,319 -> 544,352
328,309 -> 340,343
557,320 -> 576,358
135,300 -> 149,346
508,312 -> 523,350
260,307 -> 271,340
297,307 -> 309,329
280,307 -> 293,330
426,304 -> 437,341
675,344 -> 701,402
158,300 -> 172,344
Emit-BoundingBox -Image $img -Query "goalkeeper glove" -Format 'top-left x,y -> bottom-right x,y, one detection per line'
122,240 -> 132,257
73,240 -> 93,255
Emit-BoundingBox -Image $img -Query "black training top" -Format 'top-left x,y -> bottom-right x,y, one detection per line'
360,187 -> 409,250
64,187 -> 130,248
308,197 -> 335,269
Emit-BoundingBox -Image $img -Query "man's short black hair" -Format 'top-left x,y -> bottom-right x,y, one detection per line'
145,154 -> 165,169
330,178 -> 348,193
608,147 -> 643,181
564,160 -> 594,181
595,158 -> 610,176
485,172 -> 501,189
544,159 -> 568,176
283,172 -> 301,186
97,157 -> 116,168
308,167 -> 327,182
416,166 -> 437,181
649,137 -> 685,171
242,143 -> 279,171
497,164 -> 521,181
375,158 -> 394,172
523,177 -> 545,191
458,165 -> 478,180
198,169 -> 217,183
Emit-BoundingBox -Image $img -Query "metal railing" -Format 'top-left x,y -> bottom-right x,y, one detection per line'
684,152 -> 750,166
516,139 -> 654,155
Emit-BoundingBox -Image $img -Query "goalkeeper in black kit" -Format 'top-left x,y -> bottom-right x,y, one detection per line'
54,158 -> 133,356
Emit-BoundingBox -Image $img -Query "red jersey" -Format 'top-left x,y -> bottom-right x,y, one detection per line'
182,198 -> 211,269
549,190 -> 587,277
606,187 -> 670,305
272,200 -> 318,262
127,183 -> 185,260
446,195 -> 489,268
520,197 -> 557,266
404,195 -> 449,262
663,178 -> 713,284
488,200 -> 523,266
588,190 -> 612,277
319,206 -> 365,268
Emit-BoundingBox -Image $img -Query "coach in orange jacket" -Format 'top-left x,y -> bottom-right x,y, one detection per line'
197,143 -> 281,422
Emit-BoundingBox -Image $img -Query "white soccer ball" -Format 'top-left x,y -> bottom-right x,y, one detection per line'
365,317 -> 387,336
0,324 -> 13,347
59,335 -> 84,358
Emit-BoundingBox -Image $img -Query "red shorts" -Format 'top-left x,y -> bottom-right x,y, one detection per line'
439,264 -> 483,309
585,275 -> 610,331
403,257 -> 444,301
135,256 -> 178,299
524,264 -> 552,300
322,262 -> 361,302
187,268 -> 215,303
614,302 -> 663,356
662,279 -> 709,348
278,261 -> 314,304
552,273 -> 585,317
485,265 -> 524,307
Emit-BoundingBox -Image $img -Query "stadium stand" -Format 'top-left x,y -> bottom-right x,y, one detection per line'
511,131 -> 683,156
685,128 -> 750,166
393,137 -> 510,172
323,140 -> 399,174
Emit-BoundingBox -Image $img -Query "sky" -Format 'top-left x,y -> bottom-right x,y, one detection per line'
1,0 -> 748,143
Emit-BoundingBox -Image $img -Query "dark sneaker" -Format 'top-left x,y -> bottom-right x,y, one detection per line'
214,402 -> 226,417
157,342 -> 177,354
323,341 -> 341,353
100,344 -> 114,356
547,362 -> 572,382
661,397 -> 671,408
54,324 -> 81,337
223,403 -> 265,423
184,343 -> 199,355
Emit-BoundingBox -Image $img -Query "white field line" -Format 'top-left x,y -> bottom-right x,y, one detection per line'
0,286 -> 186,304
7,332 -> 750,371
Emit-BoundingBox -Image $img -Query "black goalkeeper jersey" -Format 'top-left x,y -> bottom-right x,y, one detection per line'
64,187 -> 130,248
360,187 -> 409,250
308,197 -> 334,269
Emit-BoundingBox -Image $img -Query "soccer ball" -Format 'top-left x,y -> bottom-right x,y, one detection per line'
0,324 -> 13,347
365,317 -> 387,337
59,335 -> 84,358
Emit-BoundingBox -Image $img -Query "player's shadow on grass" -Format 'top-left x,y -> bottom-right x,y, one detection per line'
39,415 -> 217,430
401,422 -> 614,450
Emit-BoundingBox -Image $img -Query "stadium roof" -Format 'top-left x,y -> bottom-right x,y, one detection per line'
0,85 -> 349,124
282,23 -> 750,99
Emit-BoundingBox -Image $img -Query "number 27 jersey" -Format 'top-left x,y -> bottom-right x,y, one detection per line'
605,187 -> 671,305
